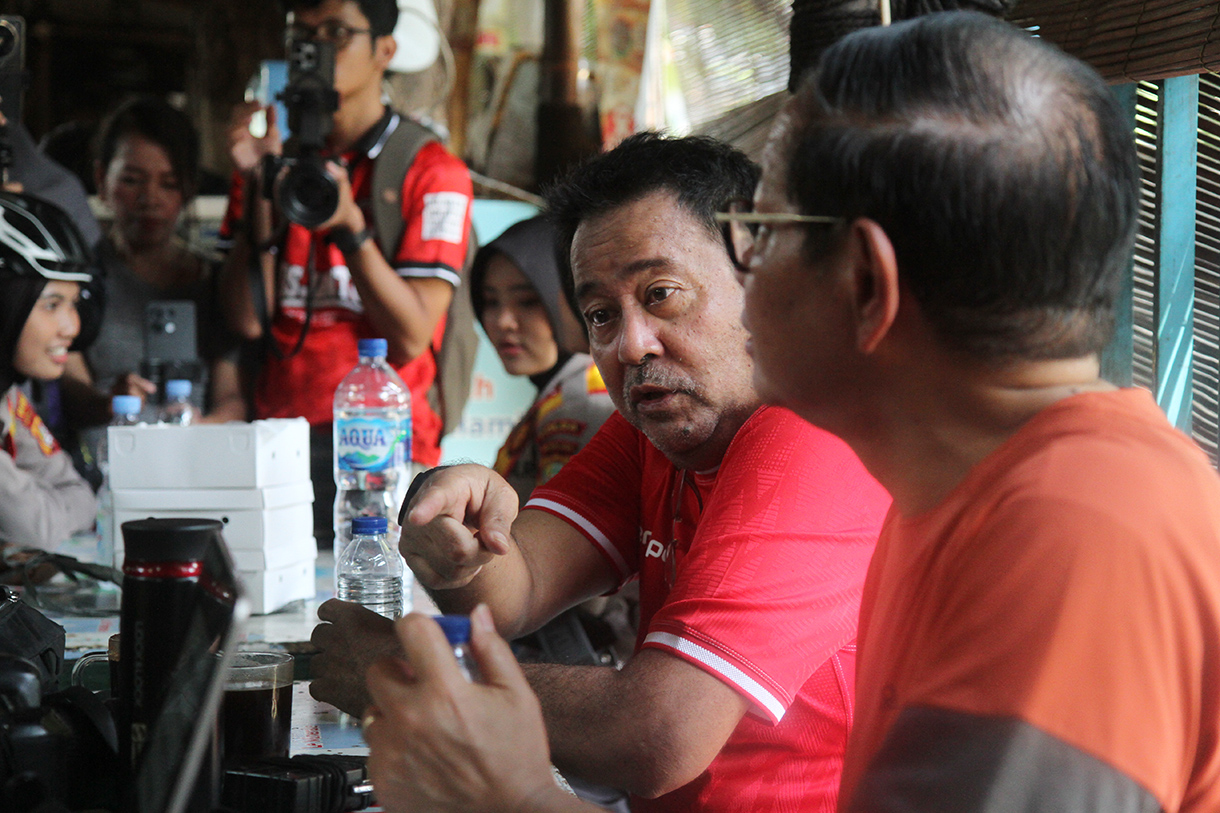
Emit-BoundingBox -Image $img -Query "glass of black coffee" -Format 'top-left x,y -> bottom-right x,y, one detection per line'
221,651 -> 294,763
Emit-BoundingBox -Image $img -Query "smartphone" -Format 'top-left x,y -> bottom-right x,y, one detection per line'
144,300 -> 198,364
244,59 -> 290,139
0,16 -> 25,126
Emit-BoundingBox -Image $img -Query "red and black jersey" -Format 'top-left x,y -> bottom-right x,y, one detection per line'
220,115 -> 472,465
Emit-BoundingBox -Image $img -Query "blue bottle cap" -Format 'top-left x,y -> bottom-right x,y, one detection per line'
112,395 -> 141,415
165,379 -> 192,399
357,338 -> 388,359
351,515 -> 388,536
433,614 -> 471,645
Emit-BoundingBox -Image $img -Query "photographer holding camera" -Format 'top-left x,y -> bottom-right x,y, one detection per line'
218,0 -> 473,542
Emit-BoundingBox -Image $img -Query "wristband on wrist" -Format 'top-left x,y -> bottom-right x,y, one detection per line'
398,466 -> 448,526
329,226 -> 372,257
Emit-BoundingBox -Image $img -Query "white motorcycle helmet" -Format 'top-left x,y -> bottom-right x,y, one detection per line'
0,191 -> 92,282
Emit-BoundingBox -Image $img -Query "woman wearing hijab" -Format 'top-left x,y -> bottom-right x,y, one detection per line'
471,215 -> 616,503
0,192 -> 97,553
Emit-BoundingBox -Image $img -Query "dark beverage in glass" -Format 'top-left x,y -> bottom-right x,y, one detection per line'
221,651 -> 294,763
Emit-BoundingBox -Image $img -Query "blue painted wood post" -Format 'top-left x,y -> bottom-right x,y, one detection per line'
1156,75 -> 1198,433
1102,83 -> 1138,387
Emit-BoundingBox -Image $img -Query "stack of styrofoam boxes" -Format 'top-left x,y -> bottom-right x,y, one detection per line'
107,418 -> 315,614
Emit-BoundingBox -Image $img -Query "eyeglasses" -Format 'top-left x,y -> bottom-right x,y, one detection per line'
286,20 -> 374,49
715,198 -> 843,273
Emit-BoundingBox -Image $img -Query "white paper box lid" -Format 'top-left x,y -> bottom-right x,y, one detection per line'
112,480 -> 313,511
114,503 -> 314,556
230,537 -> 318,571
108,418 -> 310,490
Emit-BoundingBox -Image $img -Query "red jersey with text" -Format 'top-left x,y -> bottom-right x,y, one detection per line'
841,389 -> 1220,813
220,121 -> 472,465
527,407 -> 891,812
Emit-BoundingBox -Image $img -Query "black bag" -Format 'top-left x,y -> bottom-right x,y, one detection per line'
370,115 -> 479,438
0,585 -> 65,692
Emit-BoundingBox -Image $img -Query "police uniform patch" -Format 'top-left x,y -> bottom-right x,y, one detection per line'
8,390 -> 60,457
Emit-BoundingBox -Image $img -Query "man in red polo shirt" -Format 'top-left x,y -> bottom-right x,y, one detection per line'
315,133 -> 890,812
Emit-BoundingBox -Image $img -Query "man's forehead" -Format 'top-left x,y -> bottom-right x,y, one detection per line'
290,0 -> 362,23
570,192 -> 713,298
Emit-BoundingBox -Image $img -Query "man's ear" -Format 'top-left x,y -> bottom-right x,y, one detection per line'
848,218 -> 900,354
376,34 -> 397,73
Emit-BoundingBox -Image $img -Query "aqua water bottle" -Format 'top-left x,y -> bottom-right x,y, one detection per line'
433,615 -> 480,682
332,338 -> 412,602
336,516 -> 404,619
97,394 -> 142,567
158,379 -> 196,425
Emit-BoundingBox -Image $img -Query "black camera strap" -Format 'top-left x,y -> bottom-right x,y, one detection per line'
246,205 -> 318,362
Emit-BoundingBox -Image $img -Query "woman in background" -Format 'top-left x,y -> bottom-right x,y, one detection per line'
62,95 -> 244,431
471,215 -> 616,503
0,192 -> 97,554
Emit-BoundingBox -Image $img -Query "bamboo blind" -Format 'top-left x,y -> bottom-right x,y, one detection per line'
1010,1 -> 1220,82
1130,82 -> 1159,394
1193,74 -> 1220,462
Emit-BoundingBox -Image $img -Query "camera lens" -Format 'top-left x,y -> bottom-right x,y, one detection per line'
0,21 -> 15,62
277,160 -> 339,229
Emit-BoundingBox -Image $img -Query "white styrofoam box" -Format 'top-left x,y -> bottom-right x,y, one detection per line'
239,555 -> 316,614
113,481 -> 313,512
228,536 -> 317,571
108,419 -> 310,490
114,501 -> 313,553
113,479 -> 311,551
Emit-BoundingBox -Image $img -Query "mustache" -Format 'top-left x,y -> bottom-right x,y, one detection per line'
622,363 -> 700,400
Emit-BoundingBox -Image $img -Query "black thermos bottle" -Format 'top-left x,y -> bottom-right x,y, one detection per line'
117,518 -> 220,770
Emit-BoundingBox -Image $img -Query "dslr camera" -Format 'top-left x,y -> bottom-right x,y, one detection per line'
0,15 -> 27,181
0,654 -> 120,811
263,38 -> 340,229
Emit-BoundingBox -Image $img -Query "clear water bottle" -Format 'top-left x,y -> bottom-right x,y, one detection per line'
336,516 -> 403,619
433,615 -> 480,682
158,379 -> 196,425
96,395 -> 142,567
332,338 -> 412,575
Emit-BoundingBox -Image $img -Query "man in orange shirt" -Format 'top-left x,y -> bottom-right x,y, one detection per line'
356,11 -> 1220,813
733,11 -> 1220,812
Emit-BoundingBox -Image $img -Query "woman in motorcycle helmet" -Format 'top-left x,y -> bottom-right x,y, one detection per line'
0,191 -> 97,554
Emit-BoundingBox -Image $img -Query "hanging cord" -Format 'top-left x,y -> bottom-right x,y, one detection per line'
5,549 -> 122,610
468,170 -> 546,207
244,173 -> 317,362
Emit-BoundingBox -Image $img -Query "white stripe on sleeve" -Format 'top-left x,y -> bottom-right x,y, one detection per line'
523,498 -> 629,578
397,265 -> 462,287
644,631 -> 787,723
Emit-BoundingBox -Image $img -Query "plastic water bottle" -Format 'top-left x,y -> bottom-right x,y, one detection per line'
433,615 -> 480,682
158,379 -> 196,425
336,516 -> 403,619
332,338 -> 412,574
96,395 -> 142,567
